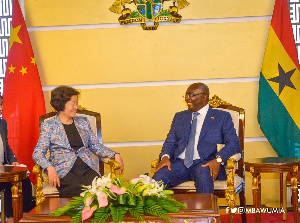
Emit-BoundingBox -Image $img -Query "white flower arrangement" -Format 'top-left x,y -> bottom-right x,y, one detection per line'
50,174 -> 185,223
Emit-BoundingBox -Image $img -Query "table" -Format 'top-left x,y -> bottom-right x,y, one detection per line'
0,165 -> 28,223
245,157 -> 300,223
20,194 -> 220,223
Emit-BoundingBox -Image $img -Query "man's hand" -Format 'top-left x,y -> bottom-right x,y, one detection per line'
114,153 -> 124,175
202,159 -> 221,180
47,166 -> 60,187
155,156 -> 171,172
12,162 -> 20,166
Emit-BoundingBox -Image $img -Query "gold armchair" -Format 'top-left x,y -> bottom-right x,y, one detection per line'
151,95 -> 246,223
33,109 -> 120,205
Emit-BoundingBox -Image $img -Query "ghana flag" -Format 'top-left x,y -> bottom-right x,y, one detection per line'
258,0 -> 300,157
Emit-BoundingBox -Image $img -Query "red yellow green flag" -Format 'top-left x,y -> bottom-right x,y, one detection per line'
258,0 -> 300,157
3,0 -> 46,182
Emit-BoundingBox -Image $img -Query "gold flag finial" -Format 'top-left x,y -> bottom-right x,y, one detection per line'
109,0 -> 132,14
176,0 -> 190,9
109,0 -> 122,14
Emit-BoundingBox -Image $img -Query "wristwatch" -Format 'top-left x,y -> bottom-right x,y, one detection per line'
216,155 -> 223,163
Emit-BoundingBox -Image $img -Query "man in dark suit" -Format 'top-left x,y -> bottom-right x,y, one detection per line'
0,95 -> 35,217
153,82 -> 241,193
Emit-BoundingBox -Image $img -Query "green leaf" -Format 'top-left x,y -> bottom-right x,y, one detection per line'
128,208 -> 145,222
92,207 -> 111,223
132,198 -> 144,213
126,193 -> 136,206
144,206 -> 171,222
117,194 -> 127,205
70,210 -> 82,223
107,190 -> 117,200
110,206 -> 127,223
50,196 -> 84,217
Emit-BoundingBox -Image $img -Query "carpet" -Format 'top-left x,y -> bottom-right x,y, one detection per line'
220,211 -> 297,222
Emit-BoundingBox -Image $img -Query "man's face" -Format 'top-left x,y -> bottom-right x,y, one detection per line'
184,85 -> 207,112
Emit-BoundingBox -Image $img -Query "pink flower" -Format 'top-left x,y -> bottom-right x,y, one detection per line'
110,184 -> 126,195
81,205 -> 97,221
83,194 -> 94,207
130,177 -> 142,184
97,192 -> 109,208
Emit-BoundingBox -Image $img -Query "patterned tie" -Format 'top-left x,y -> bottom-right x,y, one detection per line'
184,112 -> 200,168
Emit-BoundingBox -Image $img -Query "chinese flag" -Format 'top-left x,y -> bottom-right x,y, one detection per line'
3,0 -> 46,183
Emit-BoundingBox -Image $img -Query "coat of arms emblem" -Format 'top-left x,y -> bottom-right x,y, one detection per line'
109,0 -> 190,30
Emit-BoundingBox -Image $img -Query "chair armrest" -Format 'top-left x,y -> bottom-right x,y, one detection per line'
151,159 -> 159,169
151,153 -> 241,169
229,153 -> 241,162
100,158 -> 120,178
225,155 -> 240,208
32,164 -> 45,206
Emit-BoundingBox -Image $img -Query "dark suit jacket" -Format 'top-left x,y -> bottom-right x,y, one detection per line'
160,106 -> 241,164
0,119 -> 18,164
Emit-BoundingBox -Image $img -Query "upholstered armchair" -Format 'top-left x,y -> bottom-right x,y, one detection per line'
33,109 -> 120,205
151,95 -> 246,223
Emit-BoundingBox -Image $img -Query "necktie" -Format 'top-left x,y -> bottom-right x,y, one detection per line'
184,112 -> 199,168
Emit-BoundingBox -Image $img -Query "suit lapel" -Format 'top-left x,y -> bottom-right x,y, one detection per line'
183,111 -> 193,141
74,117 -> 88,147
199,107 -> 216,140
53,115 -> 71,149
0,121 -> 6,162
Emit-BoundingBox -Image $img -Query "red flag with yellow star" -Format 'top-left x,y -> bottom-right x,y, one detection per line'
3,0 -> 45,183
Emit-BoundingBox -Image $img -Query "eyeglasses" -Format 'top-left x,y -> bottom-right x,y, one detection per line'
183,93 -> 205,99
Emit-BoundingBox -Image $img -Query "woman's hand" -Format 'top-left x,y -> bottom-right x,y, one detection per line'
47,166 -> 60,187
114,153 -> 124,174
12,162 -> 20,166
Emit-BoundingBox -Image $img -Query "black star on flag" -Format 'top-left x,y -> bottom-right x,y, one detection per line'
268,63 -> 297,95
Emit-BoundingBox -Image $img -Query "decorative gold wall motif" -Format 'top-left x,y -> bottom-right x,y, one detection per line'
109,0 -> 189,30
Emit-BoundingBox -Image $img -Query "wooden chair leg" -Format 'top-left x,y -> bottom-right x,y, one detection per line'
229,211 -> 234,223
239,185 -> 247,223
291,169 -> 299,223
282,173 -> 287,221
0,190 -> 5,223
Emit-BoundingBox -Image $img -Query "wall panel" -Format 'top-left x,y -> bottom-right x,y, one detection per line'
30,21 -> 270,86
25,0 -> 275,27
43,82 -> 264,143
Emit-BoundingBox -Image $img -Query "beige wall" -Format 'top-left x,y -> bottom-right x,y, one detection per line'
25,0 -> 280,205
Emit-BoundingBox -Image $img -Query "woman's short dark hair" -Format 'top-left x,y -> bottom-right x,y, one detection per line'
50,86 -> 79,112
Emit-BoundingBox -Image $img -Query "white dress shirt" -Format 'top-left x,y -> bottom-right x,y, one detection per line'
178,104 -> 209,160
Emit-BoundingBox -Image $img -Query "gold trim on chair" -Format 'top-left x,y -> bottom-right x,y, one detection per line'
32,165 -> 45,206
208,95 -> 232,108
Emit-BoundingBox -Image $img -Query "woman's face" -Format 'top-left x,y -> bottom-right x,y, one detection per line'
60,95 -> 78,118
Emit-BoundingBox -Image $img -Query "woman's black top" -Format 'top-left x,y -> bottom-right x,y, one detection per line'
57,122 -> 99,198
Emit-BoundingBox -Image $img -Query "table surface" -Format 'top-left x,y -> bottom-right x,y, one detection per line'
245,157 -> 300,223
0,166 -> 28,182
20,194 -> 220,222
0,166 -> 28,223
245,157 -> 300,165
